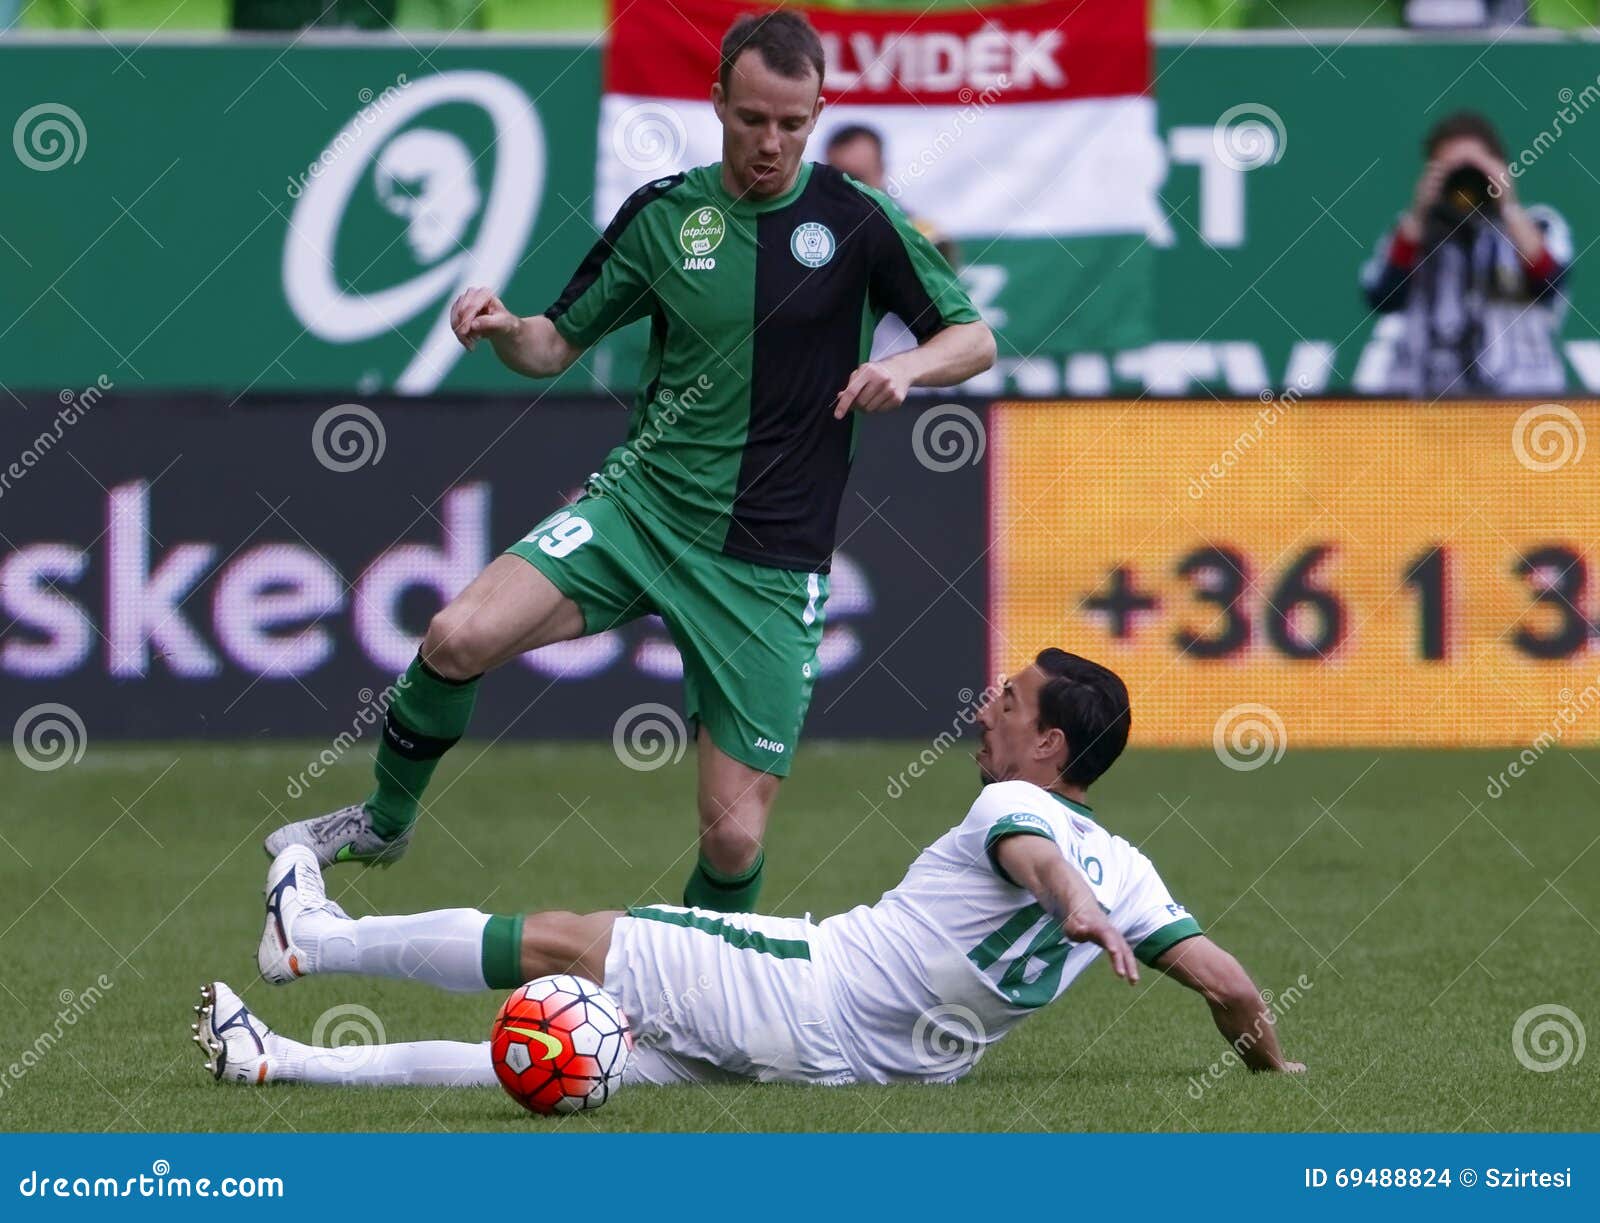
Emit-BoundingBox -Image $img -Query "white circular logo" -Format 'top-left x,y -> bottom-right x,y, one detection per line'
790,222 -> 835,268
13,103 -> 87,172
13,703 -> 87,771
612,702 -> 688,772
312,403 -> 386,472
611,102 -> 687,175
310,1003 -> 388,1073
1212,703 -> 1288,771
1512,1002 -> 1586,1072
282,71 -> 543,395
1213,103 -> 1288,171
1512,404 -> 1585,473
911,403 -> 986,472
911,1004 -> 986,1074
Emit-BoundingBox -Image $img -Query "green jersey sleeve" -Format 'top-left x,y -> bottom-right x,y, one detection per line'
849,178 -> 980,342
1120,861 -> 1204,966
983,811 -> 1059,886
544,177 -> 677,349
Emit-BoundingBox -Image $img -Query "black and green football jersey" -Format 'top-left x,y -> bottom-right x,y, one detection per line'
545,161 -> 979,573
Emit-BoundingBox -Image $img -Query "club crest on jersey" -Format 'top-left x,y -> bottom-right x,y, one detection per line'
679,207 -> 726,257
790,222 -> 835,268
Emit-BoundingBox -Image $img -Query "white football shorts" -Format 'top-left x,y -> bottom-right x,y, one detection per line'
603,904 -> 857,1087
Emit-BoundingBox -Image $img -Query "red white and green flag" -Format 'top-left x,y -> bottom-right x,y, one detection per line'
598,0 -> 1163,361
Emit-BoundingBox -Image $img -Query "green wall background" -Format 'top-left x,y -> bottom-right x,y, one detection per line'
2,35 -> 1597,396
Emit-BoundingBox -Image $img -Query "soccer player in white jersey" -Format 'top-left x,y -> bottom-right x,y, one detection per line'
193,648 -> 1305,1089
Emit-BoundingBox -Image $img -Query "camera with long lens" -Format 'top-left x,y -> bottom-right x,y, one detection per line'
1428,164 -> 1497,233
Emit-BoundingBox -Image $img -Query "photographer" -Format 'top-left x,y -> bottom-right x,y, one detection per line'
1360,111 -> 1570,396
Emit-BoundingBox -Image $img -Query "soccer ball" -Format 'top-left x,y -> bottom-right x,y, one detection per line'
490,975 -> 631,1115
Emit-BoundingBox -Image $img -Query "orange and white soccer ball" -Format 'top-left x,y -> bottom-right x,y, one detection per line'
490,975 -> 631,1115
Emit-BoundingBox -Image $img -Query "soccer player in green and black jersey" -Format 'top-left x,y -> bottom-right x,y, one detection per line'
264,10 -> 996,927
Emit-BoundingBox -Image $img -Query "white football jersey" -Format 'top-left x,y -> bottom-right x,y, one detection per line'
812,780 -> 1200,1084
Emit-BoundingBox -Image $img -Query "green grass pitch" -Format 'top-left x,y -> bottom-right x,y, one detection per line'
2,741 -> 1596,1132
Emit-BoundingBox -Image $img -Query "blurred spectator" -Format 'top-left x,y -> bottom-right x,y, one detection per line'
1404,0 -> 1529,25
231,0 -> 395,30
1155,0 -> 1591,29
823,123 -> 886,188
1532,0 -> 1600,29
825,122 -> 968,366
25,0 -> 101,26
1360,111 -> 1570,396
824,123 -> 959,267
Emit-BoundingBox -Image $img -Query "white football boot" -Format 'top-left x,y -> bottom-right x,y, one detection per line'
192,982 -> 275,1086
258,845 -> 345,985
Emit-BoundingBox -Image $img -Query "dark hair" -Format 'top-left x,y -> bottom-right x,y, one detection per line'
1424,110 -> 1504,161
719,11 -> 825,93
1033,649 -> 1130,788
825,123 -> 884,156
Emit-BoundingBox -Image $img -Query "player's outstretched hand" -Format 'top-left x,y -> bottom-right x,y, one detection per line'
833,360 -> 911,419
1066,912 -> 1140,985
451,286 -> 521,352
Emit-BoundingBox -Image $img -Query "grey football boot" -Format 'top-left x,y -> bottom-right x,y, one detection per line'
262,803 -> 412,868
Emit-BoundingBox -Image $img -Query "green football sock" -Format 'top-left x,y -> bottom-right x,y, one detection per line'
364,655 -> 480,841
683,851 -> 765,914
481,914 -> 526,989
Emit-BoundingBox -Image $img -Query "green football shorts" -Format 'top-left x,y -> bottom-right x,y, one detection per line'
505,493 -> 828,777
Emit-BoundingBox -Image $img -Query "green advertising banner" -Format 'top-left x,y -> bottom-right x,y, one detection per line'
0,42 -> 607,396
3,34 -> 1598,397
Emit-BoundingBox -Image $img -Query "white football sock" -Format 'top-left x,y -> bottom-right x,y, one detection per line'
300,908 -> 491,993
269,1035 -> 495,1087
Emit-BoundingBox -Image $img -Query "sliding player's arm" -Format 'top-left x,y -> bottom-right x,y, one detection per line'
993,834 -> 1140,984
1152,935 -> 1305,1073
450,291 -> 583,377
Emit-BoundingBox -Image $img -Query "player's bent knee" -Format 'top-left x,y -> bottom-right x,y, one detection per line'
420,609 -> 495,679
698,820 -> 763,875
